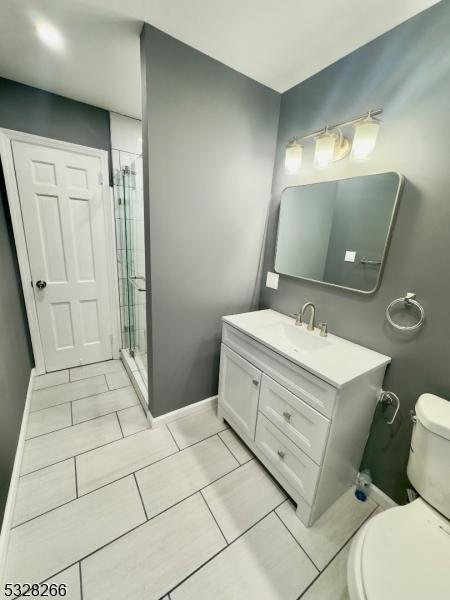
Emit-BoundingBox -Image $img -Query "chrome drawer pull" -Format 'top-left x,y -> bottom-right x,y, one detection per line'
277,450 -> 286,460
252,379 -> 259,386
282,411 -> 292,422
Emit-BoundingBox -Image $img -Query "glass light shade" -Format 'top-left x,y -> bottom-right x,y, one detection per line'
313,132 -> 336,169
35,21 -> 65,50
350,117 -> 380,162
285,142 -> 303,174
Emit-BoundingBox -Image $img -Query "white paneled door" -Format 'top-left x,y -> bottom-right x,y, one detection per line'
12,140 -> 113,371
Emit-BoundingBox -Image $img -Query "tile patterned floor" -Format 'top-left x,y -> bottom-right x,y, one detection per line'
2,360 -> 383,599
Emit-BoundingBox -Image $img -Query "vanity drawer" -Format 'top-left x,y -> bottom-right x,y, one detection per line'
259,374 -> 330,465
255,413 -> 319,505
222,323 -> 337,418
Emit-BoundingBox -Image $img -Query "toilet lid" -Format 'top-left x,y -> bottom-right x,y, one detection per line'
360,499 -> 450,600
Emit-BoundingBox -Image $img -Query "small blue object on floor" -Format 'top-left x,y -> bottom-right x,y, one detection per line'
355,489 -> 368,502
355,469 -> 372,502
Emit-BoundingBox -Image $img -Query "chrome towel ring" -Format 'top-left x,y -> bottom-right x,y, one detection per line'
386,292 -> 425,331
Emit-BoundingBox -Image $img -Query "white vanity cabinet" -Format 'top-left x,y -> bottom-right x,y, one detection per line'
218,345 -> 261,440
217,310 -> 390,527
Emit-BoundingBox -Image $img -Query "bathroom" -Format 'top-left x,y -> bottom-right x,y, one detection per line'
0,0 -> 449,598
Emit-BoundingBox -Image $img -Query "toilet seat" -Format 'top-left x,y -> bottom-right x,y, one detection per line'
347,498 -> 450,600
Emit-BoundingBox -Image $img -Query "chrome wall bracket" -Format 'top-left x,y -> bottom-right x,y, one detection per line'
378,390 -> 400,426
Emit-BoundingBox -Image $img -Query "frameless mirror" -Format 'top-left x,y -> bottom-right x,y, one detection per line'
275,172 -> 403,293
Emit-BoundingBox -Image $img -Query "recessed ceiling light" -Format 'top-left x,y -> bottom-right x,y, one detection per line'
35,20 -> 65,51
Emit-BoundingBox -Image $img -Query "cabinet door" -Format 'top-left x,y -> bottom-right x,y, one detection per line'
218,344 -> 261,441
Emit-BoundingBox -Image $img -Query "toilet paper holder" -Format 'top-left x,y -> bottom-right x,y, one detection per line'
378,390 -> 400,425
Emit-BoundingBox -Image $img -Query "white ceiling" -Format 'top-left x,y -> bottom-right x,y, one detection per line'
0,0 -> 441,119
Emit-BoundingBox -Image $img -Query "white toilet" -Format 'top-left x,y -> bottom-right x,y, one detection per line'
347,393 -> 450,599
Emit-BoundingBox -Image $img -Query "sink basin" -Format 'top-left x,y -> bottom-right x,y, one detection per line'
222,309 -> 391,387
259,322 -> 329,353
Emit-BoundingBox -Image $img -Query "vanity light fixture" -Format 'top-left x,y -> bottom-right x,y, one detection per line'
350,111 -> 381,162
314,130 -> 336,169
313,127 -> 350,170
285,139 -> 303,174
285,108 -> 382,174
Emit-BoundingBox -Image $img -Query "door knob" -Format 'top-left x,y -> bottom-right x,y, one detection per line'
36,280 -> 47,289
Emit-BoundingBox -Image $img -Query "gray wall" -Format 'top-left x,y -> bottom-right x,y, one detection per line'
0,77 -> 112,523
0,77 -> 110,154
260,0 -> 450,503
0,77 -> 112,180
141,25 -> 280,417
0,165 -> 33,525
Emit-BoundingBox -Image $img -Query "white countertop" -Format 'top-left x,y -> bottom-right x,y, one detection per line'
222,309 -> 391,388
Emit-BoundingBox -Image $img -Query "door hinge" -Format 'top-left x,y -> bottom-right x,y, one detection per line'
98,171 -> 104,185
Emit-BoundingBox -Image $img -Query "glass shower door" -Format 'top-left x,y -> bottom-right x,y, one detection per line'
117,156 -> 148,394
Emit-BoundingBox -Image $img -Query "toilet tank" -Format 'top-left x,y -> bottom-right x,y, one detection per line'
407,394 -> 450,520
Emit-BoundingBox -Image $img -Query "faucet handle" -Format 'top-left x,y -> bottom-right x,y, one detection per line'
289,312 -> 303,326
319,322 -> 328,337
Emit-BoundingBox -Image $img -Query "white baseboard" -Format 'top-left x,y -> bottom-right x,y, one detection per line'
152,395 -> 218,428
371,483 -> 398,510
0,368 -> 35,587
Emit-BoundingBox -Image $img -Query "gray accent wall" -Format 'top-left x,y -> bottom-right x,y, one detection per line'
260,0 -> 450,503
0,165 -> 33,525
141,24 -> 280,417
0,77 -> 112,180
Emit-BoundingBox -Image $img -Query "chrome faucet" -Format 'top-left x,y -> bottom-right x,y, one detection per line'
300,302 -> 316,331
